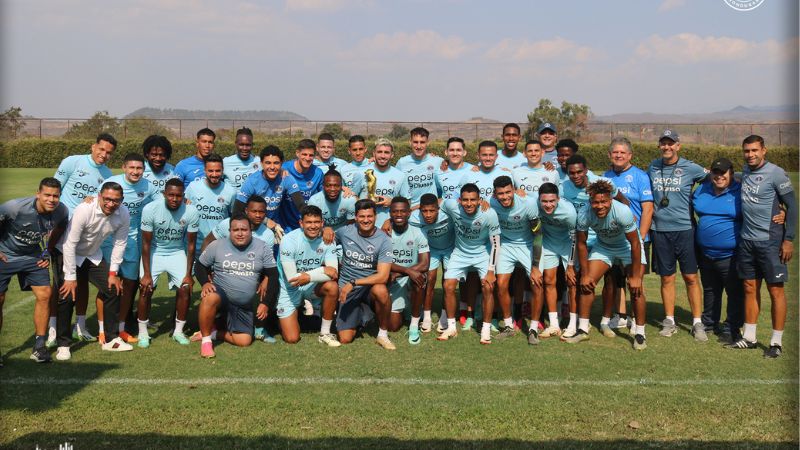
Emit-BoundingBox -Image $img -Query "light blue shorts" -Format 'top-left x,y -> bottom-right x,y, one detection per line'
103,238 -> 141,280
141,251 -> 188,290
276,282 -> 321,319
390,276 -> 410,312
588,241 -> 646,268
496,242 -> 533,275
444,250 -> 489,281
539,239 -> 572,271
429,248 -> 452,271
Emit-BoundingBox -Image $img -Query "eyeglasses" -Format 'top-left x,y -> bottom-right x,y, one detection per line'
101,197 -> 122,205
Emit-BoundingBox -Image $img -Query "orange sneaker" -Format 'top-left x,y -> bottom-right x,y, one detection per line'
119,331 -> 139,344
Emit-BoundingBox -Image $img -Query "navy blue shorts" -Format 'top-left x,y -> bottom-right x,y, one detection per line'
736,239 -> 788,283
217,286 -> 254,335
335,285 -> 374,331
0,256 -> 51,293
652,230 -> 698,276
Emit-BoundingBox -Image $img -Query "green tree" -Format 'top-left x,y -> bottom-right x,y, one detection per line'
319,123 -> 351,140
387,124 -> 410,140
0,106 -> 26,140
526,99 -> 592,140
64,111 -> 121,139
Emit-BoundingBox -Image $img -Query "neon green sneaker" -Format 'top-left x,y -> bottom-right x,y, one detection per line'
137,335 -> 151,349
408,327 -> 421,345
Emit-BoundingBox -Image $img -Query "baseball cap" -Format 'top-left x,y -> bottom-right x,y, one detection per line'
659,129 -> 680,142
710,157 -> 733,173
537,122 -> 557,134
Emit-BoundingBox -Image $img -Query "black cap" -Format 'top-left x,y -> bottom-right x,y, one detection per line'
710,157 -> 733,173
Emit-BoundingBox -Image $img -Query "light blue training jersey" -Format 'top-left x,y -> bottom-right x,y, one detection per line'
185,179 -> 237,250
278,228 -> 338,292
576,200 -> 638,254
489,194 -> 539,245
102,174 -> 157,239
54,154 -> 113,216
496,150 -> 527,172
370,166 -> 410,225
440,199 -> 501,259
142,162 -> 178,194
223,154 -> 261,189
512,164 -> 561,195
307,191 -> 356,231
313,156 -> 348,170
140,199 -> 201,256
435,163 -> 474,201
340,160 -> 373,196
396,153 -> 444,206
560,171 -> 618,214
457,165 -> 507,200
539,197 -> 577,257
409,209 -> 454,252
391,225 -> 430,268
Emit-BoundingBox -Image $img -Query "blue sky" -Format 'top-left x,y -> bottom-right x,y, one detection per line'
1,0 -> 797,121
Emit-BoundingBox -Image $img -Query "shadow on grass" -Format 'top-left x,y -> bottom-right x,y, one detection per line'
4,433 -> 798,450
0,362 -> 118,413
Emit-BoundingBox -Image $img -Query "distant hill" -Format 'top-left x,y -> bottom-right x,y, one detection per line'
463,117 -> 503,124
124,107 -> 308,121
594,105 -> 798,124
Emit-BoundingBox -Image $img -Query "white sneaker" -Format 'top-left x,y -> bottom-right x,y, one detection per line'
609,315 -> 628,329
436,326 -> 458,341
101,337 -> 133,352
318,333 -> 341,347
540,326 -> 562,338
303,300 -> 314,316
56,346 -> 71,361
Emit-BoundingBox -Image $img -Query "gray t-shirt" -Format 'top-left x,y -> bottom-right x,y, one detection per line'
741,161 -> 794,241
0,196 -> 68,261
335,224 -> 393,287
647,157 -> 707,232
198,237 -> 276,306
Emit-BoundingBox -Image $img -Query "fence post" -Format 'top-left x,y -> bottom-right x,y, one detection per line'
123,120 -> 127,139
179,120 -> 182,140
722,125 -> 726,146
366,122 -> 369,136
39,119 -> 43,138
778,124 -> 782,146
475,123 -> 478,143
289,121 -> 293,136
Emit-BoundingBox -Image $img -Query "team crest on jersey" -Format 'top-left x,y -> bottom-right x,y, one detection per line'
316,247 -> 324,254
247,251 -> 256,260
306,181 -> 313,188
674,168 -> 683,176
291,184 -> 299,189
137,192 -> 145,198
427,165 -> 434,171
542,176 -> 551,182
366,244 -> 375,253
473,219 -> 482,226
252,163 -> 259,169
217,197 -> 225,204
276,186 -> 283,193
754,175 -> 764,183
512,215 -> 521,220
97,177 -> 105,184
76,169 -> 87,177
389,180 -> 396,185
339,208 -> 348,215
625,175 -> 633,182
406,240 -> 414,246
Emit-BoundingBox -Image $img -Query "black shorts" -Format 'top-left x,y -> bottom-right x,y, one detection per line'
217,287 -> 254,335
0,256 -> 50,293
652,230 -> 697,276
335,285 -> 374,331
737,239 -> 788,283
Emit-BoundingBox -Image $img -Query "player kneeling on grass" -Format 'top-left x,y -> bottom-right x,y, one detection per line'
563,180 -> 648,350
136,178 -> 199,348
195,214 -> 278,358
276,205 -> 340,346
386,197 -> 430,344
335,199 -> 395,350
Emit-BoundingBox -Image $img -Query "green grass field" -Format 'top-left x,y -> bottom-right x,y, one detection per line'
0,168 -> 797,449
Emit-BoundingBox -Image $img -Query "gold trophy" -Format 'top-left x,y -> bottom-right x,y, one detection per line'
364,169 -> 379,202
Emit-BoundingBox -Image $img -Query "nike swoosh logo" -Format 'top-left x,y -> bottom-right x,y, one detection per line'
224,253 -> 232,257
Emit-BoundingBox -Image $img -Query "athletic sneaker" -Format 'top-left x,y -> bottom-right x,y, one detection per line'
563,330 -> 590,344
375,336 -> 396,350
725,338 -> 757,349
262,334 -> 277,344
527,329 -> 539,346
407,328 -> 421,345
137,335 -> 151,349
600,323 -> 616,338
318,333 -> 341,347
458,310 -> 468,326
102,337 -> 133,352
540,326 -> 561,338
254,327 -> 266,340
420,321 -> 432,334
461,317 -> 474,331
496,326 -> 516,340
72,325 -> 97,342
609,315 -> 628,329
633,334 -> 647,351
437,326 -> 458,341
56,346 -> 71,361
46,328 -> 57,348
30,346 -> 52,363
190,331 -> 203,342
764,345 -> 782,359
479,335 -> 492,345
512,318 -> 524,331
658,318 -> 677,337
119,331 -> 139,344
691,323 -> 708,342
200,341 -> 215,358
560,328 -> 577,340
172,332 -> 190,345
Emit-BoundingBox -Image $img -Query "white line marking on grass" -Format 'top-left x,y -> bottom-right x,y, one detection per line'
0,377 -> 796,387
3,295 -> 35,315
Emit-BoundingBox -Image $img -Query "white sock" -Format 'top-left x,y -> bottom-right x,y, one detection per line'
410,316 -> 420,329
666,315 -> 675,324
770,329 -> 783,347
743,323 -> 757,342
600,316 -> 610,326
98,321 -> 104,334
692,317 -> 702,326
636,325 -> 645,336
530,320 -> 540,331
378,328 -> 388,339
567,313 -> 577,331
77,315 -> 87,330
201,336 -> 212,344
118,321 -> 126,333
320,319 -> 332,335
548,312 -> 558,327
175,319 -> 186,335
48,317 -> 57,330
578,318 -> 590,333
447,318 -> 456,329
481,322 -> 491,341
422,310 -> 432,324
503,317 -> 513,328
138,319 -> 149,337
459,301 -> 467,311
